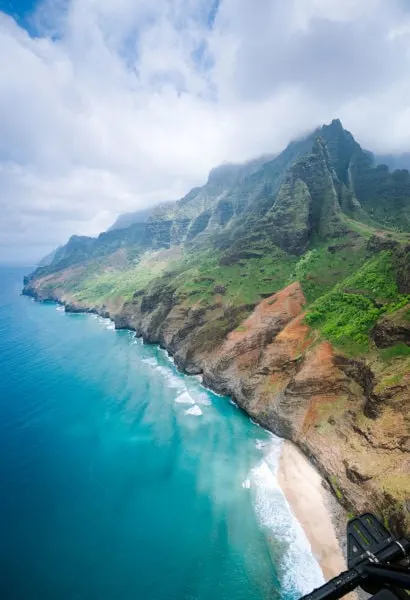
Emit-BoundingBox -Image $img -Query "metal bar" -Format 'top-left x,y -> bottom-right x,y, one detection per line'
362,564 -> 410,589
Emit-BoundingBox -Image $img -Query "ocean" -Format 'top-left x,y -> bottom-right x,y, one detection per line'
0,266 -> 323,600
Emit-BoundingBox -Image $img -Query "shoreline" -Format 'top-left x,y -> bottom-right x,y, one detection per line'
277,440 -> 348,582
23,290 -> 353,579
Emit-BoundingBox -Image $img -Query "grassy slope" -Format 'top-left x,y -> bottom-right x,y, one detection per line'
305,250 -> 410,353
176,245 -> 297,306
39,248 -> 183,307
73,251 -> 179,304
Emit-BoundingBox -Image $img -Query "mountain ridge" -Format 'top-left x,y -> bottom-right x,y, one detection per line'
35,118 -> 410,278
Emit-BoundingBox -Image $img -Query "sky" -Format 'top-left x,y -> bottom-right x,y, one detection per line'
2,0 -> 410,263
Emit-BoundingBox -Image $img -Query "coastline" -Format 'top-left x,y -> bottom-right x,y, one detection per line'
277,440 -> 348,582
23,292 -> 352,549
24,290 -> 355,588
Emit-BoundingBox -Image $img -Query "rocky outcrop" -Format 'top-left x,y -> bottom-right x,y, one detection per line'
396,243 -> 410,294
115,284 -> 255,374
372,304 -> 410,348
266,179 -> 312,254
290,138 -> 348,240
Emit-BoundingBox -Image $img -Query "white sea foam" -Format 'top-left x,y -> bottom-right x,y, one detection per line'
175,391 -> 195,405
255,439 -> 269,450
155,366 -> 185,389
196,393 -> 212,406
140,357 -> 186,391
242,478 -> 251,489
200,383 -> 225,397
184,405 -> 203,416
97,316 -> 112,327
142,358 -> 157,367
249,438 -> 324,596
159,347 -> 175,364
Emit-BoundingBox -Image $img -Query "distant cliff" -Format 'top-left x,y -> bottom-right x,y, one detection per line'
108,207 -> 157,232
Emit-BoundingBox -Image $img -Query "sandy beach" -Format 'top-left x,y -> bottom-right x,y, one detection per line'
277,440 -> 348,582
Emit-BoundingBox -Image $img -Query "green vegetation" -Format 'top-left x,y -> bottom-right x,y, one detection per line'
172,245 -> 297,307
350,156 -> 410,231
306,292 -> 380,352
305,252 -> 410,353
45,250 -> 180,306
341,251 -> 399,302
330,476 -> 344,501
379,373 -> 404,387
380,343 -> 410,362
340,214 -> 381,239
292,240 -> 367,302
73,264 -> 164,303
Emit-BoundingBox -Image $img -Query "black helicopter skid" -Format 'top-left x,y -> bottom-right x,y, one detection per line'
299,513 -> 410,600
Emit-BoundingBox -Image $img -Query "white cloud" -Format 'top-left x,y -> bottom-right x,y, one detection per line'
1,0 -> 410,262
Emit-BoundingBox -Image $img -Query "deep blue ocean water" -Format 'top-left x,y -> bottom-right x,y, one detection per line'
0,266 -> 323,600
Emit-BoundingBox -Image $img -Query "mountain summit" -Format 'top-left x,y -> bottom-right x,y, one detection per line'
33,119 -> 410,275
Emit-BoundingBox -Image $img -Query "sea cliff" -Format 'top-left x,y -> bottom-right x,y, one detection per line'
23,274 -> 410,536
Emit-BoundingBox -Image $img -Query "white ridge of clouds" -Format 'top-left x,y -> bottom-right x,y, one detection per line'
1,0 -> 410,262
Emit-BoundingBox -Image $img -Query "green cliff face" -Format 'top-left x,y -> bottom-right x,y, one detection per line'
24,120 -> 410,534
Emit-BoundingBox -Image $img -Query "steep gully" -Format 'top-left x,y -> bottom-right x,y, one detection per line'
23,278 -> 410,536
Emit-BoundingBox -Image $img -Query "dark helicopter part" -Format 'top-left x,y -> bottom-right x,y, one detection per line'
299,513 -> 410,600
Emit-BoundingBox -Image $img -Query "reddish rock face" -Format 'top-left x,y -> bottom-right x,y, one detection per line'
201,283 -> 410,535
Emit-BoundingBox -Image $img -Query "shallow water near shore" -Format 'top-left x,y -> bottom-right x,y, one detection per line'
0,266 -> 323,600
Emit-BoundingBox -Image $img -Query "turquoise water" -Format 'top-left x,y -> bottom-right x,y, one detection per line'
0,267 -> 323,600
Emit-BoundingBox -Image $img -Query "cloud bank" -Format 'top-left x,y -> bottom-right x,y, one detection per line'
1,0 -> 410,262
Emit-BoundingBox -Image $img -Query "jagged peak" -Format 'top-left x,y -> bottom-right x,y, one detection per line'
329,117 -> 343,130
317,118 -> 357,143
67,234 -> 93,244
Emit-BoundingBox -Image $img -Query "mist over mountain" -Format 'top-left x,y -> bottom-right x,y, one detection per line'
374,153 -> 410,172
3,0 -> 410,263
108,208 -> 158,232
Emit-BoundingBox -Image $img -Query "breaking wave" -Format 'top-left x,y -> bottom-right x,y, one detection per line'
250,438 -> 325,596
